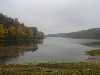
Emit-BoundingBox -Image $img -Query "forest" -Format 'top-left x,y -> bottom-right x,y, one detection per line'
0,13 -> 44,43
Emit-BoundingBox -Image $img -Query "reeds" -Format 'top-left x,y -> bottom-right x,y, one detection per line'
0,62 -> 99,75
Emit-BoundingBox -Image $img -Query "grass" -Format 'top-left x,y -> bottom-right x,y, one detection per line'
86,49 -> 100,56
0,62 -> 99,75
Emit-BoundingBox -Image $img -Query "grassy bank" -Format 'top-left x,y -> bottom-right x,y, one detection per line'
0,62 -> 100,75
86,49 -> 100,56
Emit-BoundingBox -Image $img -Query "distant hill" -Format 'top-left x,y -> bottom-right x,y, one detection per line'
47,28 -> 100,39
46,33 -> 65,37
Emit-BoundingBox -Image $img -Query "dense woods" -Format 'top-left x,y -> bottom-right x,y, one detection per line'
0,13 -> 44,43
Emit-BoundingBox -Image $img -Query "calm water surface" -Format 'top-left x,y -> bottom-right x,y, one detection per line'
0,37 -> 100,64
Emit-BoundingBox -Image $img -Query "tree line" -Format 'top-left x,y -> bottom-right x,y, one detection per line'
0,13 -> 44,42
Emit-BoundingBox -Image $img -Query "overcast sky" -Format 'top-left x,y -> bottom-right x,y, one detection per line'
0,0 -> 100,34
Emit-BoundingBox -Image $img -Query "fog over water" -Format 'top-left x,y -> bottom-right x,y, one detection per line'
0,37 -> 99,64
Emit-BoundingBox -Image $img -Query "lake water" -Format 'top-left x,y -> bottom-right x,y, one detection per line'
0,37 -> 100,64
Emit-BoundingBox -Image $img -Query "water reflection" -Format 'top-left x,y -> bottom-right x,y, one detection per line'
0,39 -> 43,64
81,41 -> 100,47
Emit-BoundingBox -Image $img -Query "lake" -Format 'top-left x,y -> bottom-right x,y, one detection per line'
0,37 -> 100,64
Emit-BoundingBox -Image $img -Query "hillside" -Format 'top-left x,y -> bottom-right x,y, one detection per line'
47,28 -> 100,39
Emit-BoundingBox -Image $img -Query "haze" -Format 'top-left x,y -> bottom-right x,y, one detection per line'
0,0 -> 100,34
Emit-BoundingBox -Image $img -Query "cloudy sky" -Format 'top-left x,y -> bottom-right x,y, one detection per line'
0,0 -> 100,34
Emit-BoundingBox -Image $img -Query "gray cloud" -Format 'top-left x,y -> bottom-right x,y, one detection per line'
0,0 -> 100,34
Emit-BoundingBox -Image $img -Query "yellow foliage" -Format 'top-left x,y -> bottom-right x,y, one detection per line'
0,24 -> 5,38
9,26 -> 17,36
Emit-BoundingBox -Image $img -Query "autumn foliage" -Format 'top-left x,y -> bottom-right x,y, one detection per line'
0,13 -> 44,41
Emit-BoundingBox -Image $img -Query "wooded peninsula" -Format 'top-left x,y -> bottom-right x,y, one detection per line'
0,13 -> 44,43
